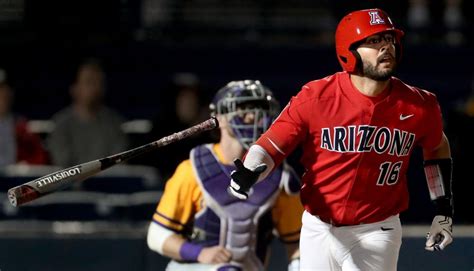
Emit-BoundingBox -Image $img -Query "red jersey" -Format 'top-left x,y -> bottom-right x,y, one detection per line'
255,72 -> 443,225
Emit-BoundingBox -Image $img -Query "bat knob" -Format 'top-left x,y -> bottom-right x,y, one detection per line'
7,190 -> 17,207
7,186 -> 40,207
211,116 -> 219,129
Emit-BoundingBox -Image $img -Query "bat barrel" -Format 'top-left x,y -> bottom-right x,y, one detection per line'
7,161 -> 102,207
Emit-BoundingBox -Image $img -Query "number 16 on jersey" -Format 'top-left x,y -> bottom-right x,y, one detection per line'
377,161 -> 403,185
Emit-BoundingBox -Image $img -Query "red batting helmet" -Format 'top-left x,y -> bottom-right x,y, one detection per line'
335,8 -> 404,73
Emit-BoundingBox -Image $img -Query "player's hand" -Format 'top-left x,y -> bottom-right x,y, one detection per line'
425,215 -> 453,251
228,159 -> 267,200
197,246 -> 232,264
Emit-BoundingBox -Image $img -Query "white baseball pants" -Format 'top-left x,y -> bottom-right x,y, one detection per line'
300,211 -> 402,271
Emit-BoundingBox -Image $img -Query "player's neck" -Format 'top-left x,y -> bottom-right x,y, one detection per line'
350,74 -> 390,97
219,132 -> 245,165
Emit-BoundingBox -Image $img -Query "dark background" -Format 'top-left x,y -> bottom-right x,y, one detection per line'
4,0 -> 470,222
0,0 -> 471,120
0,0 -> 472,270
0,0 -> 472,221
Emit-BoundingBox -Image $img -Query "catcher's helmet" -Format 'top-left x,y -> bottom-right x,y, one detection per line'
335,8 -> 404,73
210,80 -> 280,149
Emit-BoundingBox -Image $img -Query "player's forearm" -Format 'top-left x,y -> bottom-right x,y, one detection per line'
243,144 -> 275,181
422,133 -> 453,217
423,133 -> 451,160
147,222 -> 186,260
161,234 -> 188,260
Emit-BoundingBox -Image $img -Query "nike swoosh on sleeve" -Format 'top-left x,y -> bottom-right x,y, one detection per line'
266,137 -> 286,155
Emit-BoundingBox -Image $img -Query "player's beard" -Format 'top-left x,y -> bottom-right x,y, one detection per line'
361,59 -> 396,82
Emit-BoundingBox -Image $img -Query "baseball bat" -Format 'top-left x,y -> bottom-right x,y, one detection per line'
7,117 -> 219,207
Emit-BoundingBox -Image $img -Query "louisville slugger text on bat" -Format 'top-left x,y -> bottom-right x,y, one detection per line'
7,117 -> 219,207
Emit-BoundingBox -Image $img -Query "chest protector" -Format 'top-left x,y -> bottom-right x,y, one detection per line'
190,144 -> 299,271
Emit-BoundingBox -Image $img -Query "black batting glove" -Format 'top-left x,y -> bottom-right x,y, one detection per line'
228,159 -> 267,200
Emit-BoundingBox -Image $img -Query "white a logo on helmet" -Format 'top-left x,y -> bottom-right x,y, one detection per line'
369,11 -> 385,25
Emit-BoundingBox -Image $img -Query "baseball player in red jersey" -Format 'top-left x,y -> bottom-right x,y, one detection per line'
227,8 -> 454,271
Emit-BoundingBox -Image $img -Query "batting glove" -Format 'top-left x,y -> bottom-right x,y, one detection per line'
425,215 -> 453,251
228,159 -> 267,200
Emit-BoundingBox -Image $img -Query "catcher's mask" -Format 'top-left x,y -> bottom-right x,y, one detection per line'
210,80 -> 280,149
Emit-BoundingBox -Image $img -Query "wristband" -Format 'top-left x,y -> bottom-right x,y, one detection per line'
434,197 -> 453,217
423,158 -> 453,217
179,242 -> 203,261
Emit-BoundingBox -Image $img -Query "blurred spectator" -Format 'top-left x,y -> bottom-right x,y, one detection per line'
407,0 -> 431,28
407,0 -> 467,45
144,73 -> 212,179
141,0 -> 172,28
0,69 -> 48,166
443,0 -> 465,46
407,0 -> 431,43
47,59 -> 129,167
